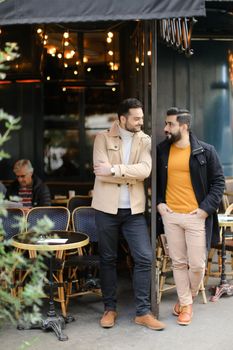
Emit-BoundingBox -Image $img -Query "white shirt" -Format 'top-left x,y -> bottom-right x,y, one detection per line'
118,126 -> 133,208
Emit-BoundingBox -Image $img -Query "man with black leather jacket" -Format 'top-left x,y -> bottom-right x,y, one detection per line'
6,159 -> 51,208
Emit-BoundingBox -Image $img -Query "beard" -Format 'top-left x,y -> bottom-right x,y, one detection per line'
125,122 -> 141,133
165,130 -> 182,144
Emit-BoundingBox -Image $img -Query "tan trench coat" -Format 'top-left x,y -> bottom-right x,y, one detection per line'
92,121 -> 152,214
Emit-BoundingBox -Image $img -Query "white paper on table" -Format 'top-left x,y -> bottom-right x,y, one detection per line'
37,238 -> 68,244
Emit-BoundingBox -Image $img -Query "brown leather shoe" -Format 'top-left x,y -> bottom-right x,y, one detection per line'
173,302 -> 180,316
177,305 -> 193,326
135,313 -> 166,330
173,296 -> 195,316
100,311 -> 117,328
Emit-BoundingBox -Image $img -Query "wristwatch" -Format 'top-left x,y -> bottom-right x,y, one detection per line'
110,166 -> 115,176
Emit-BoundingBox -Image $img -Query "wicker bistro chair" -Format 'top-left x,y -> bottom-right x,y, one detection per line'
65,206 -> 101,308
205,203 -> 233,285
26,206 -> 70,232
1,207 -> 25,240
24,206 -> 71,318
0,208 -> 26,293
67,195 -> 92,214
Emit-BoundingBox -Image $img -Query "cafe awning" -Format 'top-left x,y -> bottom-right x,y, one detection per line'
0,0 -> 206,25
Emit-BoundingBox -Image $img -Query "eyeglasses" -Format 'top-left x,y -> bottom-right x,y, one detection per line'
15,173 -> 30,179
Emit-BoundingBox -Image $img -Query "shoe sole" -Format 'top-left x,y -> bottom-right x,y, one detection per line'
135,321 -> 165,331
100,323 -> 115,328
177,320 -> 192,326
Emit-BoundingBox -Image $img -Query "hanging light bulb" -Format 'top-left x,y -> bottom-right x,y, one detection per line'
47,47 -> 56,55
108,50 -> 113,56
108,32 -> 114,38
64,41 -> 69,47
37,28 -> 42,34
63,32 -> 69,39
106,37 -> 112,43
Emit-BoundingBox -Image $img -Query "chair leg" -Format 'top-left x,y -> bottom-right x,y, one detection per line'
204,248 -> 215,285
199,280 -> 207,304
159,258 -> 167,303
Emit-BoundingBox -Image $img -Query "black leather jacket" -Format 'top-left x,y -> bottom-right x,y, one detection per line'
6,174 -> 51,207
157,132 -> 225,249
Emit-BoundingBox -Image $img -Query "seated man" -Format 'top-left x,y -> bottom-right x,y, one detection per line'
6,159 -> 51,208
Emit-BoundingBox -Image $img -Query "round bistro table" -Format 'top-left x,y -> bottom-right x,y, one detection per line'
11,230 -> 89,341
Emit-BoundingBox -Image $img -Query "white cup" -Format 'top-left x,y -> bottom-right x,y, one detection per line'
68,190 -> 75,198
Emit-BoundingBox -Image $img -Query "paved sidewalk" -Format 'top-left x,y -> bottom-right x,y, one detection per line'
1,273 -> 232,350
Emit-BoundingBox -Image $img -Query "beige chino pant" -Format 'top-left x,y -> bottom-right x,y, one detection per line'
161,212 -> 206,306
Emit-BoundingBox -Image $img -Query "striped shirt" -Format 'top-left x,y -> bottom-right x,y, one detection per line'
18,187 -> 33,208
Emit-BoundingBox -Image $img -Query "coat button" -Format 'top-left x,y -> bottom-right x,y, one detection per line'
117,184 -> 120,187
114,146 -> 117,148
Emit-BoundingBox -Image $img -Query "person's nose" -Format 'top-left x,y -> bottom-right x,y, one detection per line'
164,124 -> 169,132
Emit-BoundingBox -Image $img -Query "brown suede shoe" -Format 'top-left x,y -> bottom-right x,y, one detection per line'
177,305 -> 193,326
100,311 -> 117,328
135,313 -> 166,330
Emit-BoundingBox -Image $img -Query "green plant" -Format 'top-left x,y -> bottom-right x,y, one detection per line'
0,43 -> 52,328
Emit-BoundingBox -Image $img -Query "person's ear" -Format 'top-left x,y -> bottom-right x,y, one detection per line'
119,115 -> 126,125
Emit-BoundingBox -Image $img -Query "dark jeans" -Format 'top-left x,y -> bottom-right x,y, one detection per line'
95,209 -> 153,316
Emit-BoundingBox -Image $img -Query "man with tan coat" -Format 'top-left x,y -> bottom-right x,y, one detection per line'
92,98 -> 165,331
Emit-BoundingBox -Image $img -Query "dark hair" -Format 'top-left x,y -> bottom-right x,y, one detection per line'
166,107 -> 192,130
118,98 -> 143,119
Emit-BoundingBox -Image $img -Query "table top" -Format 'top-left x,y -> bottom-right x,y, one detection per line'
218,214 -> 233,226
51,198 -> 68,205
11,230 -> 89,251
